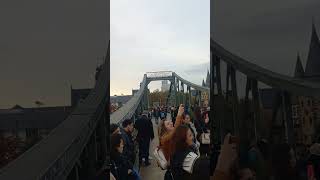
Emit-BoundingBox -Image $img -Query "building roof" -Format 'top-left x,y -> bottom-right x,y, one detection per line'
110,95 -> 132,104
294,53 -> 305,78
71,88 -> 92,106
305,22 -> 320,77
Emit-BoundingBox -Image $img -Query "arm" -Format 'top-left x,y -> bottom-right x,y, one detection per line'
161,104 -> 185,143
149,119 -> 154,140
174,114 -> 183,128
211,134 -> 237,180
174,104 -> 184,128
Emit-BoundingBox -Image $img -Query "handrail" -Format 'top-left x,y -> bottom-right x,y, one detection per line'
0,60 -> 108,180
173,72 -> 210,92
211,39 -> 320,97
110,75 -> 147,124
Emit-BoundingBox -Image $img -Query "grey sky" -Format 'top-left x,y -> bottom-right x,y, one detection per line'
110,0 -> 210,96
0,0 -> 108,108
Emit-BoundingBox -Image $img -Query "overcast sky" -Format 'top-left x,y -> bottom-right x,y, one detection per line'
0,0 -> 108,108
110,0 -> 210,96
1,0 -> 319,108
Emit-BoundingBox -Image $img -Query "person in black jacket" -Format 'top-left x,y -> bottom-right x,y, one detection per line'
167,124 -> 210,180
135,113 -> 154,166
121,119 -> 136,166
110,134 -> 141,180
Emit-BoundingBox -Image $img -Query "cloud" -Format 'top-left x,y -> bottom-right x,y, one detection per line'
184,62 -> 210,74
110,0 -> 209,95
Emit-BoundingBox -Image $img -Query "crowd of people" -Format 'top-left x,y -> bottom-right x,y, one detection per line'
212,135 -> 320,180
108,103 -> 320,180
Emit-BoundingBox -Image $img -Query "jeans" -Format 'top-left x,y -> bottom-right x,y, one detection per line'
139,139 -> 151,163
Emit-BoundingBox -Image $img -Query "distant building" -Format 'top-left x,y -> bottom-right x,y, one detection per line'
0,87 -> 95,141
291,22 -> 320,145
110,95 -> 132,107
0,105 -> 72,141
161,80 -> 170,92
258,22 -> 320,145
132,89 -> 139,96
71,88 -> 91,107
201,70 -> 210,107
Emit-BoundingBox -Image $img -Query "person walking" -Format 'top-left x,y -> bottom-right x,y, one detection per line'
135,112 -> 154,166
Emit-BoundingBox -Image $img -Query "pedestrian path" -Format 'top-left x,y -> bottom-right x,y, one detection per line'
139,117 -> 166,180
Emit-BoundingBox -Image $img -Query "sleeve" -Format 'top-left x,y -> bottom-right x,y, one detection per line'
174,115 -> 183,128
149,119 -> 154,139
184,154 -> 210,178
182,152 -> 199,173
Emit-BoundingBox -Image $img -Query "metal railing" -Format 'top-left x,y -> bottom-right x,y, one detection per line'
211,39 -> 320,97
0,60 -> 108,180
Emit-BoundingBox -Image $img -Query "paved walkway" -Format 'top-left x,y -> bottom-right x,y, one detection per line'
139,117 -> 166,180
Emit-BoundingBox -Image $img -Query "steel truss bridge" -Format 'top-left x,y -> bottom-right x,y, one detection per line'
1,38 -> 320,179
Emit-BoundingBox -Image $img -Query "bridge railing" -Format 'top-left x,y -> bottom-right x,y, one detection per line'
173,72 -> 210,93
0,60 -> 108,180
110,74 -> 147,124
211,39 -> 320,97
146,71 -> 173,78
210,38 -> 320,146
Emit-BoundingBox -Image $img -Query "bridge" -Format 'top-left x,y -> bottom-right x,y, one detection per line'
0,44 -> 109,180
1,31 -> 320,179
111,71 -> 209,125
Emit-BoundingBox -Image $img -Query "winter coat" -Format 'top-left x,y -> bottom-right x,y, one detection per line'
170,148 -> 210,180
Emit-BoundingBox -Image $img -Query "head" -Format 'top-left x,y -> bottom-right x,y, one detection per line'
172,125 -> 193,153
159,119 -> 174,137
202,111 -> 209,123
111,134 -> 124,157
110,123 -> 120,135
122,119 -> 134,133
183,113 -> 191,124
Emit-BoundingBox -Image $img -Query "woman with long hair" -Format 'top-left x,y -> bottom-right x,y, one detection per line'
110,134 -> 141,180
169,125 -> 210,180
158,104 -> 185,161
182,113 -> 200,153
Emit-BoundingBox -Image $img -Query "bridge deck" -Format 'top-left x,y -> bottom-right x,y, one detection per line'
139,118 -> 165,180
